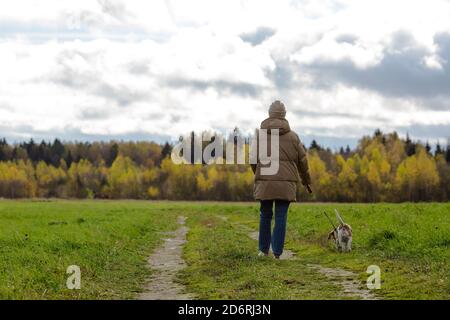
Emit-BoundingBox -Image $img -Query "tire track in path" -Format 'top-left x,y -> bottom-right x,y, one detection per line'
219,215 -> 377,300
138,216 -> 194,300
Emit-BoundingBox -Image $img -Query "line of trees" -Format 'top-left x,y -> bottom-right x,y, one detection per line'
0,130 -> 448,202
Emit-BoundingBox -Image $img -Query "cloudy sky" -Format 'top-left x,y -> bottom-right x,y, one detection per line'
1,0 -> 449,148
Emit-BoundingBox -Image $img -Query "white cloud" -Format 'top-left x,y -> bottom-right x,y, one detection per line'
0,0 -> 449,146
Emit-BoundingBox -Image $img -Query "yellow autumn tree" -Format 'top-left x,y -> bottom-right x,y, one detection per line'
160,158 -> 201,200
16,159 -> 37,197
435,154 -> 450,200
35,161 -> 66,197
0,161 -> 34,198
396,148 -> 440,201
336,155 -> 358,201
106,156 -> 143,198
141,166 -> 160,199
309,152 -> 333,200
67,159 -> 103,198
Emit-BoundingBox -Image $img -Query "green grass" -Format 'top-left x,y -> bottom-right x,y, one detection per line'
0,200 -> 178,299
182,202 -> 449,300
0,200 -> 448,299
180,212 -> 342,299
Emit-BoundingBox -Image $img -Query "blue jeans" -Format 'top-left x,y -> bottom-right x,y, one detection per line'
259,200 -> 290,256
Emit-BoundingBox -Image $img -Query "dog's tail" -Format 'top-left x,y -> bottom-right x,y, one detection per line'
334,209 -> 345,225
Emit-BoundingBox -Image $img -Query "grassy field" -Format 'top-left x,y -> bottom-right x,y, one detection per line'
0,200 -> 179,299
0,200 -> 448,299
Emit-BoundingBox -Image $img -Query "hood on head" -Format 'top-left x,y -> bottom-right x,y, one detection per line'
260,117 -> 291,135
269,100 -> 286,119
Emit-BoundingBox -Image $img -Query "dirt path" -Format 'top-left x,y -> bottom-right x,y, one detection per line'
306,264 -> 377,300
138,216 -> 194,300
246,228 -> 377,300
218,216 -> 377,299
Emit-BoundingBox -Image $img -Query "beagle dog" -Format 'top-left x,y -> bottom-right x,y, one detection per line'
327,209 -> 352,252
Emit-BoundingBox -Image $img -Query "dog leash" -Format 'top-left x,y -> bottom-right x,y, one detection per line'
323,211 -> 336,230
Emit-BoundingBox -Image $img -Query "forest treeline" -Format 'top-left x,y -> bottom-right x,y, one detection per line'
0,130 -> 449,202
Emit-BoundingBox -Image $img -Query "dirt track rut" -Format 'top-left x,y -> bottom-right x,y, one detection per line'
138,216 -> 194,300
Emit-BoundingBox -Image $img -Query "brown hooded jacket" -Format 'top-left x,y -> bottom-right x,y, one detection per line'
252,107 -> 311,201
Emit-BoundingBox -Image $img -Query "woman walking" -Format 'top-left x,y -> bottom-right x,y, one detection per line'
252,100 -> 312,259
